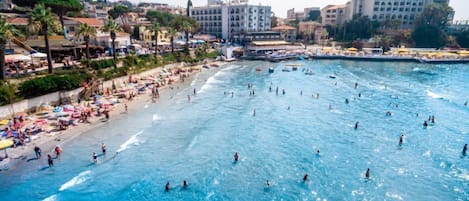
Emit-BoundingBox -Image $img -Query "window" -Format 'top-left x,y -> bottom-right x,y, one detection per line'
374,7 -> 379,11
405,8 -> 409,11
387,7 -> 391,11
375,1 -> 380,5
399,8 -> 404,11
406,2 -> 410,5
411,8 -> 416,12
372,15 -> 377,19
400,2 -> 404,5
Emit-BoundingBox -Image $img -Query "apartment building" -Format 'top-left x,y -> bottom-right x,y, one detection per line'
190,0 -> 271,40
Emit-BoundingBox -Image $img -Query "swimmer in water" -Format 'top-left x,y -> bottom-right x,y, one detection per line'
165,182 -> 170,192
232,92 -> 234,98
316,93 -> 319,99
465,101 -> 468,106
303,174 -> 309,182
234,152 -> 239,161
423,121 -> 428,128
399,135 -> 404,145
463,144 -> 467,156
300,90 -> 303,96
358,92 -> 361,97
282,89 -> 285,95
93,152 -> 98,163
253,109 -> 256,117
386,111 -> 392,116
276,87 -> 278,96
328,104 -> 332,110
354,82 -> 358,89
266,180 -> 270,187
287,106 -> 290,110
316,150 -> 320,155
345,98 -> 349,104
101,143 -> 106,155
269,86 -> 272,92
354,121 -> 359,130
183,180 -> 188,189
365,168 -> 370,178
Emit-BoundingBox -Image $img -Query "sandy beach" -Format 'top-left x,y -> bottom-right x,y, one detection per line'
0,61 -> 224,172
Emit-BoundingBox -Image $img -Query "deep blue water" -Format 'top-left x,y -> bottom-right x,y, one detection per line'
1,60 -> 468,201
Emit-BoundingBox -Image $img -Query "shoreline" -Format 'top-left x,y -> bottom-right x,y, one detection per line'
0,61 -> 225,172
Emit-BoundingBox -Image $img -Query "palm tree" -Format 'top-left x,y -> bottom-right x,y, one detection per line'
102,19 -> 122,69
147,22 -> 161,62
76,23 -> 97,61
167,28 -> 177,53
29,4 -> 59,74
181,20 -> 193,50
0,16 -> 19,80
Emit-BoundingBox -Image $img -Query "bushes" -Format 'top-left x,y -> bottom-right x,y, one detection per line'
98,67 -> 128,81
0,82 -> 17,106
89,59 -> 115,70
19,72 -> 92,98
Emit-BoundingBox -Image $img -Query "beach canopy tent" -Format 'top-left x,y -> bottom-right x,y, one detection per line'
30,52 -> 47,58
0,139 -> 14,158
5,54 -> 31,63
347,47 -> 358,51
397,48 -> 409,53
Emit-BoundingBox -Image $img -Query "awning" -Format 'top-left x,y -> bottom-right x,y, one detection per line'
5,54 -> 31,62
397,48 -> 409,52
252,41 -> 289,46
457,50 -> 469,54
31,52 -> 47,58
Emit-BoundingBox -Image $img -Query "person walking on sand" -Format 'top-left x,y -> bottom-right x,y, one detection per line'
54,145 -> 62,160
188,95 -> 191,103
34,146 -> 41,159
47,154 -> 53,167
125,104 -> 128,113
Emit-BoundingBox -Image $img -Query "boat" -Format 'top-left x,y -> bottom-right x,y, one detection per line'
329,75 -> 337,79
268,67 -> 274,73
255,67 -> 262,71
282,68 -> 291,72
292,66 -> 298,71
202,65 -> 210,69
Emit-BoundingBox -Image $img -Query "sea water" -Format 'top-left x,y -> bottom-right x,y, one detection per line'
0,60 -> 468,201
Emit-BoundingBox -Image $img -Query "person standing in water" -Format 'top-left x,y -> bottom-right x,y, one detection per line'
282,89 -> 285,95
165,182 -> 171,192
54,145 -> 62,160
300,90 -> 303,96
399,135 -> 404,146
276,87 -> 279,96
355,82 -> 358,89
354,121 -> 359,130
365,168 -> 370,178
93,152 -> 98,163
124,104 -> 128,113
269,86 -> 272,92
231,92 -> 234,98
193,88 -> 197,96
47,154 -> 53,167
188,95 -> 191,103
266,180 -> 270,187
101,143 -> 106,155
303,174 -> 309,182
423,121 -> 428,128
234,152 -> 239,161
183,180 -> 188,189
253,109 -> 256,117
463,144 -> 467,156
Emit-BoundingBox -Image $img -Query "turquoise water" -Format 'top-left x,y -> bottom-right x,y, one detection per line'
1,60 -> 468,201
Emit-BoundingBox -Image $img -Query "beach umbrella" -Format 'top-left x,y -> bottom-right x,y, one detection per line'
0,139 -> 14,158
347,47 -> 358,51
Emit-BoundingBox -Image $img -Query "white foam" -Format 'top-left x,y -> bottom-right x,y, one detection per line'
187,136 -> 198,150
59,170 -> 91,191
144,104 -> 149,108
385,192 -> 403,200
426,90 -> 445,99
198,71 -> 225,94
42,194 -> 57,201
152,114 -> 160,122
116,131 -> 143,153
422,150 -> 431,157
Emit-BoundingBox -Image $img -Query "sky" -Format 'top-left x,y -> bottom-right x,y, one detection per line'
126,0 -> 469,21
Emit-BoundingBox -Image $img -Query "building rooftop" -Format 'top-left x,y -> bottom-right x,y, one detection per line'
272,25 -> 296,31
65,17 -> 104,27
6,17 -> 28,26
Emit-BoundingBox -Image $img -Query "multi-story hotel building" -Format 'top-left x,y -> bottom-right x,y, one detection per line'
190,0 -> 271,40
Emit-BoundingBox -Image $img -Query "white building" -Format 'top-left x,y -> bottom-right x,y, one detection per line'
288,7 -> 321,21
322,0 -> 451,29
190,0 -> 271,40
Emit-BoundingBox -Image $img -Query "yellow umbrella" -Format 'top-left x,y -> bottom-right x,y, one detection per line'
347,47 -> 358,51
0,119 -> 9,125
0,139 -> 14,150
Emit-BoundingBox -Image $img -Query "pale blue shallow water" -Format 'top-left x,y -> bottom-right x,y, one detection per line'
0,60 -> 468,201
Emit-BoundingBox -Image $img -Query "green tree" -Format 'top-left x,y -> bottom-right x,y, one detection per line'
307,10 -> 321,21
171,16 -> 200,51
12,0 -> 40,8
0,16 -> 20,80
147,22 -> 161,62
456,31 -> 469,48
29,4 -> 59,74
102,19 -> 122,69
167,28 -> 177,53
146,10 -> 174,26
41,0 -> 83,38
411,25 -> 446,48
76,23 -> 97,61
133,25 -> 140,40
415,3 -> 453,29
0,82 -> 17,112
335,15 -> 379,41
108,5 -> 129,24
271,14 -> 278,28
